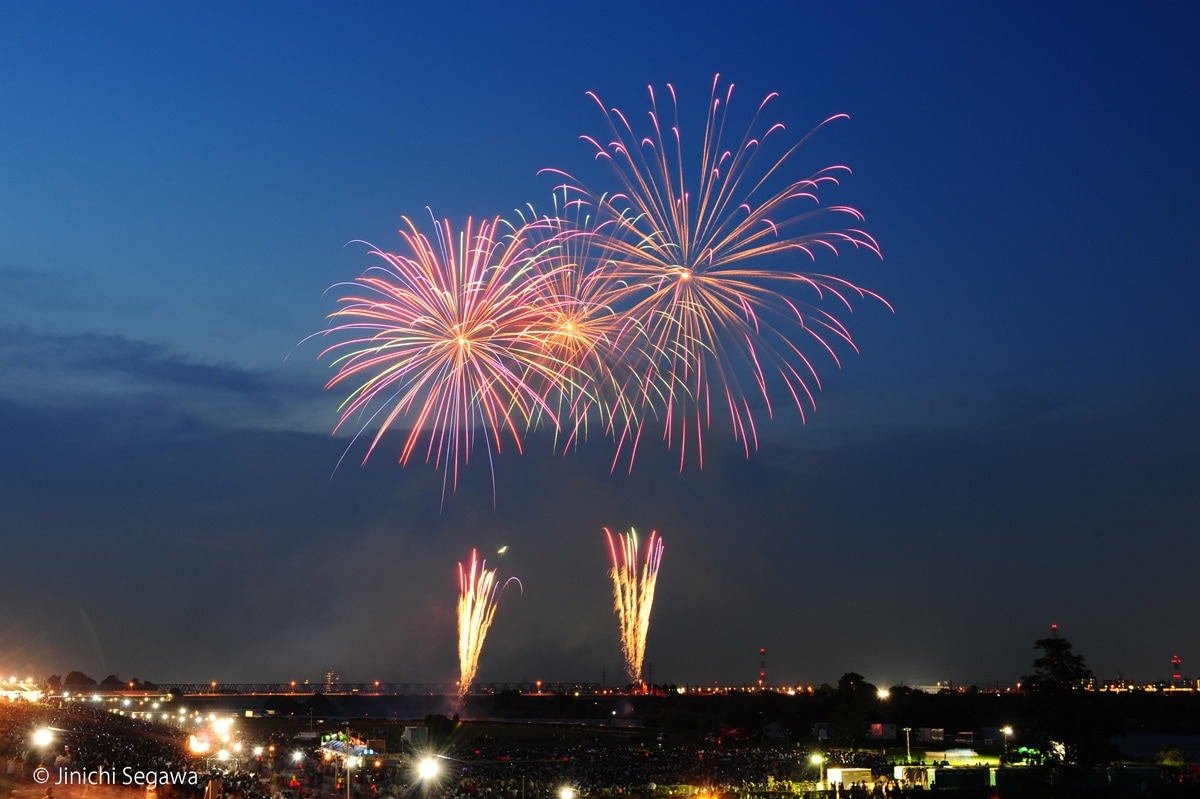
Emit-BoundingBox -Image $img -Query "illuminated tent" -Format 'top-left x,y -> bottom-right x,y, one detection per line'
320,738 -> 376,758
0,680 -> 41,701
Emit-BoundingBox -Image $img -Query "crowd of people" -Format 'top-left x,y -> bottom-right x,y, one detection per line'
0,699 -> 922,799
289,735 -> 901,799
0,700 -> 242,799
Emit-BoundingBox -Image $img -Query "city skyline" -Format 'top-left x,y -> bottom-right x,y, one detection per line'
1,3 -> 1198,690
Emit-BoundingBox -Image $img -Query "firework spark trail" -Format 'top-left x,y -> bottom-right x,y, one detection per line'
457,548 -> 519,704
605,527 -> 664,686
317,214 -> 579,497
543,74 -> 889,471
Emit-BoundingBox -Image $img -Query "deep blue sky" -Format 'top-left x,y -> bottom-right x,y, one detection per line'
1,2 -> 1198,691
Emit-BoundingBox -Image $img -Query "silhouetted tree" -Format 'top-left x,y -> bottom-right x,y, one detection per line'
304,693 -> 336,717
1023,634 -> 1094,690
1018,631 -> 1115,771
832,672 -> 877,746
1159,747 -> 1186,768
64,671 -> 97,687
424,714 -> 458,748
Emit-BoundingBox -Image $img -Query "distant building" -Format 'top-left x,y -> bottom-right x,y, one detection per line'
827,767 -> 874,788
917,727 -> 945,743
869,722 -> 897,740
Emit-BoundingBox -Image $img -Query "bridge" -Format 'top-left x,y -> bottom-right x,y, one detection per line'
86,681 -> 607,697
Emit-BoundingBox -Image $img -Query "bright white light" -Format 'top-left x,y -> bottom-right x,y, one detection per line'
417,757 -> 439,782
559,788 -> 575,799
292,751 -> 304,763
32,729 -> 53,748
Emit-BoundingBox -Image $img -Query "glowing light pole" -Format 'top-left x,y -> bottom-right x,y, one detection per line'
903,727 -> 912,764
414,756 -> 440,796
417,757 -> 439,782
810,753 -> 825,788
345,755 -> 358,799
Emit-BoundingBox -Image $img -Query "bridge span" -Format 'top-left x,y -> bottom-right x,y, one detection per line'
94,681 -> 606,697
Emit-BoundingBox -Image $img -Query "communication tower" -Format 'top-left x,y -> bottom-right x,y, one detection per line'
758,647 -> 766,690
1171,654 -> 1183,684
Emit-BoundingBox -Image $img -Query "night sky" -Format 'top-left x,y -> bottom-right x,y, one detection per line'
2,3 -> 1198,691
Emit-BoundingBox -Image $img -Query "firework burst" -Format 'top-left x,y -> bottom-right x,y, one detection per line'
605,527 -> 664,686
544,75 -> 889,469
317,214 -> 575,495
457,548 -> 520,704
315,77 -> 888,491
514,193 -> 657,463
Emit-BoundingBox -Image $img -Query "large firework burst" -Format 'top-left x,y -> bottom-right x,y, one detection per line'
544,75 -> 889,469
318,214 -> 574,493
316,77 -> 887,489
514,193 -> 656,464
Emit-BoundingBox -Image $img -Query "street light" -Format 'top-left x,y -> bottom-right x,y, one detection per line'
417,756 -> 440,784
903,727 -> 912,764
1002,726 -> 1014,759
809,753 -> 825,788
345,755 -> 359,799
